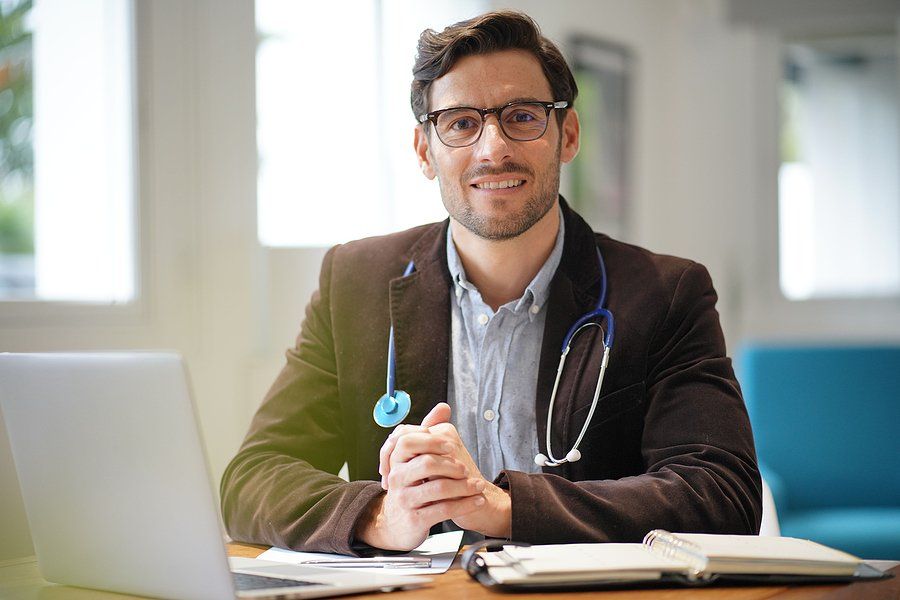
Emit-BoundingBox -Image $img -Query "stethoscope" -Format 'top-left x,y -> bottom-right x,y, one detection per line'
372,246 -> 615,469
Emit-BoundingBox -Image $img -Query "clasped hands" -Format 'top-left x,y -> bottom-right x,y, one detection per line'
354,402 -> 511,551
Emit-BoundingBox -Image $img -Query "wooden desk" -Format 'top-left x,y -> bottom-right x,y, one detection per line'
229,542 -> 899,599
1,543 -> 896,599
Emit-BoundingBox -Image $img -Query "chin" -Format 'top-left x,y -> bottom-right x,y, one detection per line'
458,211 -> 537,241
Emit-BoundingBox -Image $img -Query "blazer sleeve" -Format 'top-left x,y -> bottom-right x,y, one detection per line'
219,246 -> 383,555
496,262 -> 762,543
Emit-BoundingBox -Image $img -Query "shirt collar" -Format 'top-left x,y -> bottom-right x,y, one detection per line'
446,205 -> 566,321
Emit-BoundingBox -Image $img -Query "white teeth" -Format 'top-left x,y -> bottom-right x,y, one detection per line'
474,179 -> 524,190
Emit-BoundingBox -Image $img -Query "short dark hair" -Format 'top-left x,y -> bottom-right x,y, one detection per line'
410,11 -> 577,125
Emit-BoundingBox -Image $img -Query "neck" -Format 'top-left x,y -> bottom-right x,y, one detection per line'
450,200 -> 560,312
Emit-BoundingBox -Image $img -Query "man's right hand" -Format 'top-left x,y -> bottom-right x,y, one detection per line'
353,403 -> 486,551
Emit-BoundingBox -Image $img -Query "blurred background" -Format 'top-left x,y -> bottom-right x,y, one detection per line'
1,0 -> 899,561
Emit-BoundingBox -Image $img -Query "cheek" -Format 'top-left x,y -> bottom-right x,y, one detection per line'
433,154 -> 466,184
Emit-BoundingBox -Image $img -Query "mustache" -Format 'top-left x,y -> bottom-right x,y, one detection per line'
463,162 -> 534,181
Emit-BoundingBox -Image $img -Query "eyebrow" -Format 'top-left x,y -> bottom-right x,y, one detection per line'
434,97 -> 547,112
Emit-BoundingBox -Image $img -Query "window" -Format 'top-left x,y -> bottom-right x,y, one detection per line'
0,0 -> 33,298
0,0 -> 135,303
255,0 -> 486,247
779,34 -> 900,300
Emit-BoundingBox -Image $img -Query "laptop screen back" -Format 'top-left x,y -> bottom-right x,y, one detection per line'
0,353 -> 236,600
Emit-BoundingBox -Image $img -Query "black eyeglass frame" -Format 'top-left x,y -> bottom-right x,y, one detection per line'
417,100 -> 569,147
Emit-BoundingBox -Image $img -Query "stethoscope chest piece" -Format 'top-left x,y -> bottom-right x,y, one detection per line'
373,390 -> 411,428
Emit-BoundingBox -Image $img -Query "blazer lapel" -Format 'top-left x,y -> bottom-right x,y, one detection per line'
389,222 -> 452,425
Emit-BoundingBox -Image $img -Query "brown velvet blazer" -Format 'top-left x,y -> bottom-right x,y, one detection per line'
220,201 -> 762,554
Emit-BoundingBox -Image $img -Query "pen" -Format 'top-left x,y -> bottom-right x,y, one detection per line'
301,557 -> 432,569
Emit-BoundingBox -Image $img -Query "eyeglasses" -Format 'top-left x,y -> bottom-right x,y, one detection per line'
417,100 -> 569,148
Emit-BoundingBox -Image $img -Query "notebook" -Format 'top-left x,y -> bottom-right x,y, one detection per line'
462,530 -> 890,591
0,352 -> 430,600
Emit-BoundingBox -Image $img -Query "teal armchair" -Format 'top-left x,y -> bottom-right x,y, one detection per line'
738,344 -> 900,559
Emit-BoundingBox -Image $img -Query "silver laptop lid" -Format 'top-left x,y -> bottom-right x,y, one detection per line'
0,352 -> 235,600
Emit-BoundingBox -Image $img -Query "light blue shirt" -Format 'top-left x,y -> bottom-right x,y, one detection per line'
445,210 -> 565,480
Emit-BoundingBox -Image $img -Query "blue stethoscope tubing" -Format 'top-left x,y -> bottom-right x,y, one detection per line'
373,247 -> 615,470
373,260 -> 417,428
535,247 -> 614,467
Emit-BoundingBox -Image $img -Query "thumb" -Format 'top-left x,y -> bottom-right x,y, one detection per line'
420,402 -> 451,428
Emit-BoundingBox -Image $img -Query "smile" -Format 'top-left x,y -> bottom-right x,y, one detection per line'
472,179 -> 525,190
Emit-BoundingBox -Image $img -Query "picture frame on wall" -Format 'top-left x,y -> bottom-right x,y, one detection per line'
566,35 -> 631,240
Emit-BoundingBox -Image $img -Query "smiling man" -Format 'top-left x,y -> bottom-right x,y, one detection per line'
221,11 -> 762,554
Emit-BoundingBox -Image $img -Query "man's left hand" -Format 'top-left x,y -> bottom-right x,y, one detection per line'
378,404 -> 511,538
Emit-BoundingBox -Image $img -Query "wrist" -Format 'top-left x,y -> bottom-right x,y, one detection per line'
484,484 -> 512,538
354,491 -> 386,547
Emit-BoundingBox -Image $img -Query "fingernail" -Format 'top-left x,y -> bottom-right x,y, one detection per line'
475,497 -> 485,506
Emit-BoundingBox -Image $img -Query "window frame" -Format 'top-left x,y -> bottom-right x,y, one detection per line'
0,0 -> 142,321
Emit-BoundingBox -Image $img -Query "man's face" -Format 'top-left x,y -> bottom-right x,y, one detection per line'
414,49 -> 579,240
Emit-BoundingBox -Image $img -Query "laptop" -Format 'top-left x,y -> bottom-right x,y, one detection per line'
0,352 -> 429,599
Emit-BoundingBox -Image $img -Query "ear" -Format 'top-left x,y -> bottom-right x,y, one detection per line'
559,109 -> 580,164
414,125 -> 437,180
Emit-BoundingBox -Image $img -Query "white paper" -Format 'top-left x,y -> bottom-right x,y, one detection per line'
254,530 -> 464,575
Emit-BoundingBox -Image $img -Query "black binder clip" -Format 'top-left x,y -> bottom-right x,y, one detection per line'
461,539 -> 531,581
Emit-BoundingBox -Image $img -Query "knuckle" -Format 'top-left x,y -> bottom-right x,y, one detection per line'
394,490 -> 413,510
395,436 -> 415,453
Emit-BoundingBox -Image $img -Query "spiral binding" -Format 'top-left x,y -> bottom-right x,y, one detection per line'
643,529 -> 710,580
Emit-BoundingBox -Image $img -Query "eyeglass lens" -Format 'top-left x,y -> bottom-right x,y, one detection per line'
435,103 -> 549,147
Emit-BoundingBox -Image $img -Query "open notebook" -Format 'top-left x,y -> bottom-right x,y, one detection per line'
462,530 -> 890,591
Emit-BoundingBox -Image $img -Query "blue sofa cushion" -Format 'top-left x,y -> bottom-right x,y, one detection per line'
740,346 -> 900,510
780,507 -> 900,560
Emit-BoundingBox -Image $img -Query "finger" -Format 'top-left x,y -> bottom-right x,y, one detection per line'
420,402 -> 451,428
389,423 -> 425,440
427,421 -> 459,437
379,424 -> 428,485
389,454 -> 468,488
410,494 -> 486,529
390,433 -> 453,466
407,478 -> 485,508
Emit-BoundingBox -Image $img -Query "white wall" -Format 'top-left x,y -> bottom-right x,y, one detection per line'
494,0 -> 759,348
2,0 -> 898,562
497,0 -> 900,348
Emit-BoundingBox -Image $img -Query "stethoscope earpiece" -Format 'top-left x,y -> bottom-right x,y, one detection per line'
565,448 -> 582,463
533,448 -> 584,468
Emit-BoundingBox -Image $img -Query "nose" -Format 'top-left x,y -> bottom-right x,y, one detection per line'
474,114 -> 512,163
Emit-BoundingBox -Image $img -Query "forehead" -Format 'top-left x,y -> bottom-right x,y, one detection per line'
427,49 -> 554,110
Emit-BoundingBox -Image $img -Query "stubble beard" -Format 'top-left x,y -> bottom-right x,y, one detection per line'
437,146 -> 562,241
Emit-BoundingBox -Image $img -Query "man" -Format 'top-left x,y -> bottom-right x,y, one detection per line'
221,11 -> 761,554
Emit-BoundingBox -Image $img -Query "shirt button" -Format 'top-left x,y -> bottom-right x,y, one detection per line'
483,409 -> 495,421
477,313 -> 489,326
530,305 -> 541,314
